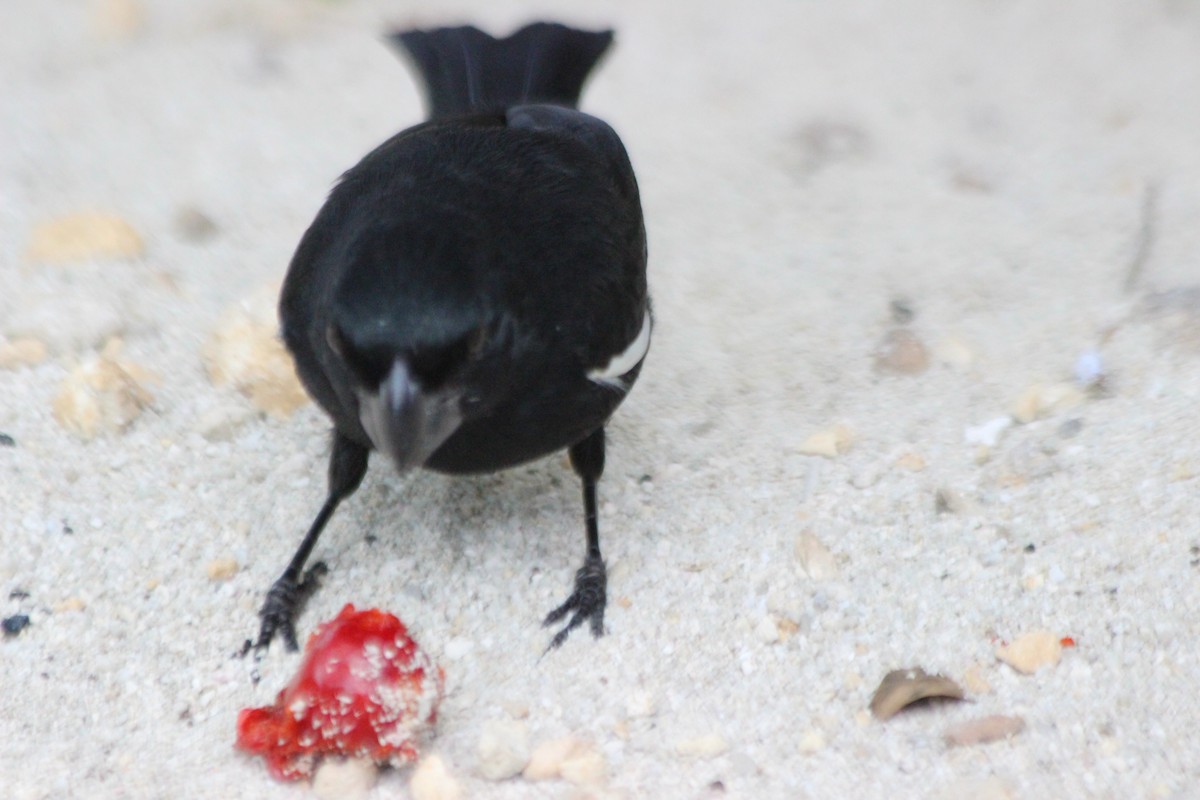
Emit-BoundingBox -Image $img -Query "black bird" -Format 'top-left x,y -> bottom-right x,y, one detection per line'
251,22 -> 650,653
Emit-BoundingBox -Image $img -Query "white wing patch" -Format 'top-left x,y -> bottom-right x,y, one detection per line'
588,313 -> 651,388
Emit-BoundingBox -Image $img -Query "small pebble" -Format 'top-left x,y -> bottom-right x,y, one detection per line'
26,212 -> 144,264
0,337 -> 48,369
869,667 -> 964,720
874,328 -> 930,374
53,597 -> 87,613
962,663 -> 992,694
53,340 -> 154,440
1011,382 -> 1085,423
443,636 -> 473,660
410,755 -> 462,800
203,285 -> 308,418
943,714 -> 1026,747
754,616 -> 779,644
524,737 -> 594,781
996,630 -> 1063,674
799,425 -> 852,458
794,531 -> 839,580
934,487 -> 974,515
477,719 -> 529,780
312,757 -> 377,800
525,737 -> 577,781
3,614 -> 32,637
935,337 -> 975,368
964,416 -> 1012,448
174,206 -> 219,242
205,558 -> 239,581
1073,349 -> 1104,387
895,452 -> 926,471
797,729 -> 826,754
878,326 -> 931,374
94,0 -> 145,39
559,743 -> 606,786
0,433 -> 14,447
799,430 -> 838,458
1057,418 -> 1084,439
889,298 -> 915,324
676,734 -> 728,759
625,690 -> 657,718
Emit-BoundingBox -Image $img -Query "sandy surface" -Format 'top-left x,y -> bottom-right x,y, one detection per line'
3,0 -> 1200,797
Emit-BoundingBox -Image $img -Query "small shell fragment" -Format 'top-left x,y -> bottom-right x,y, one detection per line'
0,337 -> 48,369
799,425 -> 853,458
523,737 -> 604,784
477,719 -> 529,781
203,284 -> 308,418
312,758 -> 377,800
411,755 -> 462,800
943,714 -> 1026,747
874,328 -> 930,374
1011,383 -> 1086,423
53,339 -> 155,440
26,211 -> 144,264
206,558 -> 239,581
869,667 -> 965,720
794,531 -> 839,580
995,630 -> 1063,674
675,734 -> 729,759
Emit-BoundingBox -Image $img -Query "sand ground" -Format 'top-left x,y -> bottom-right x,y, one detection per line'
3,1 -> 1200,797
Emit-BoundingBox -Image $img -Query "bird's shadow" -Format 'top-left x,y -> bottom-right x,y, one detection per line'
347,455 -> 578,574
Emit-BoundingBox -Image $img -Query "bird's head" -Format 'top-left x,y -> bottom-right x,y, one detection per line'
327,316 -> 488,472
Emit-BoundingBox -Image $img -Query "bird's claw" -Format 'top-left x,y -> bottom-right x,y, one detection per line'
543,554 -> 606,652
251,562 -> 329,653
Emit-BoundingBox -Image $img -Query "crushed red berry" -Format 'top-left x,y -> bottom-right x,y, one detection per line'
236,604 -> 444,781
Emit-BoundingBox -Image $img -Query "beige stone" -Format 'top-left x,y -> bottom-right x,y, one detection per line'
996,630 -> 1063,674
0,338 -> 48,369
410,755 -> 462,800
203,284 -> 308,417
53,340 -> 154,439
312,757 -> 376,800
27,212 -> 143,264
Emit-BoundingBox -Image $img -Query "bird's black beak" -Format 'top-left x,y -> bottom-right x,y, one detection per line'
356,358 -> 462,471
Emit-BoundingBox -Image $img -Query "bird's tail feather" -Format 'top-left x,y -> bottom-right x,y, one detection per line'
389,22 -> 613,119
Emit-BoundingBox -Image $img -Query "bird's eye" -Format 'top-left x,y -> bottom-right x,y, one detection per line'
327,323 -> 396,387
408,334 -> 472,389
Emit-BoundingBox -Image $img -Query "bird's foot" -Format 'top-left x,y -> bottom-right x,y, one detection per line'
246,562 -> 329,654
543,553 -> 606,652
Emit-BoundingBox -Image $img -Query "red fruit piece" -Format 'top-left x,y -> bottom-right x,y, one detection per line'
236,604 -> 444,781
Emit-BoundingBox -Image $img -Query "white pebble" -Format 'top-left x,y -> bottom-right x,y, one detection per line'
964,416 -> 1012,448
625,690 -> 657,718
996,630 -> 1063,674
443,636 -> 473,660
524,737 -> 580,781
410,755 -> 462,800
794,531 -> 839,580
798,729 -> 826,753
1074,349 -> 1104,386
754,616 -> 779,643
676,733 -> 728,759
312,757 -> 377,800
477,719 -> 529,780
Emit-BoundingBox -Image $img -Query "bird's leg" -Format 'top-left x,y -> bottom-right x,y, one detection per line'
544,427 -> 608,651
251,432 -> 369,653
